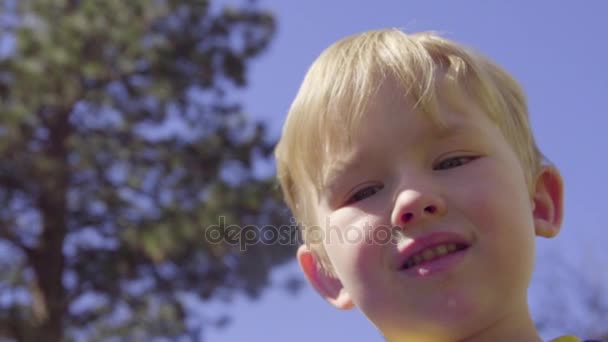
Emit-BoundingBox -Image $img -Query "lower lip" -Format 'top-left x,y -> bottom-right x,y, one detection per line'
400,248 -> 468,277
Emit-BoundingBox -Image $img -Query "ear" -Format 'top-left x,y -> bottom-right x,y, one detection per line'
532,166 -> 564,238
297,244 -> 354,310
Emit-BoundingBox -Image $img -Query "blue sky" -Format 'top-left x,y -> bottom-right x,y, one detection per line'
205,1 -> 608,341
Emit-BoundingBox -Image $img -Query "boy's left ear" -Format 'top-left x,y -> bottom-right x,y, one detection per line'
532,166 -> 564,238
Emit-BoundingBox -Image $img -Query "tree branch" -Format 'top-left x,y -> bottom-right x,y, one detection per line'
0,222 -> 34,257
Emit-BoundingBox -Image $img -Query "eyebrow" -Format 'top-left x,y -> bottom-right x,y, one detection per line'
419,110 -> 485,142
432,121 -> 466,140
322,156 -> 364,194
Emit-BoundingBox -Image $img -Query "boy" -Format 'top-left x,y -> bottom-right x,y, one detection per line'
275,29 -> 596,341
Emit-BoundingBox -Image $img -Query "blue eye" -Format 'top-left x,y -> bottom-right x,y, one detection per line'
434,156 -> 477,170
346,184 -> 384,204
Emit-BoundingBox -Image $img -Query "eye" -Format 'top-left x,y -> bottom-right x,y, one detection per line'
434,156 -> 478,170
345,184 -> 384,205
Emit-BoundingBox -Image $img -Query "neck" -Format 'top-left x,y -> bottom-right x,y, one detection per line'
459,306 -> 542,342
384,304 -> 543,342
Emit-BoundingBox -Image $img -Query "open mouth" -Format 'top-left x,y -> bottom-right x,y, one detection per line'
401,243 -> 469,270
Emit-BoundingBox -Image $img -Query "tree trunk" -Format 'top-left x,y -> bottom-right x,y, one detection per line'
26,111 -> 71,342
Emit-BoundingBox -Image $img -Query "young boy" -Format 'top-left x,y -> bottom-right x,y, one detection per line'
275,29 -> 598,341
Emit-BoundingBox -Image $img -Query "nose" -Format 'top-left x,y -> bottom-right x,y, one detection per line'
390,188 -> 447,229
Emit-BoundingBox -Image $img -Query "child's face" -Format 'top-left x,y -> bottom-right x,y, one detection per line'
306,79 -> 555,340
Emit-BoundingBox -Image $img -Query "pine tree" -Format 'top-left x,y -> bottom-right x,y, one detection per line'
0,1 -> 296,340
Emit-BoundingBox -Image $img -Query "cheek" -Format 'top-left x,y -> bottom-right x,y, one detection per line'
460,160 -> 534,229
324,211 -> 376,260
462,165 -> 537,274
323,210 -> 388,289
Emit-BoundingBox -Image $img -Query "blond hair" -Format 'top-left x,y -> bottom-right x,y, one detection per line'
275,29 -> 543,272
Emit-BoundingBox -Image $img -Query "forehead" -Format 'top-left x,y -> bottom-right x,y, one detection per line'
296,66 -> 496,200
320,81 -> 486,188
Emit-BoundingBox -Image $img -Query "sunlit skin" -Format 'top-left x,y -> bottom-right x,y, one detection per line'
297,77 -> 563,341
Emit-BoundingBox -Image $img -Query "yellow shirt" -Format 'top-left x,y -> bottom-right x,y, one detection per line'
549,335 -> 589,342
549,335 -> 581,342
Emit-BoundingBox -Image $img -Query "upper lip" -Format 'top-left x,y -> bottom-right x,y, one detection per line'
394,231 -> 471,270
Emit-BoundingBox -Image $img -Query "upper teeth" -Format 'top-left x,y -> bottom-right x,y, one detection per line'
404,243 -> 460,269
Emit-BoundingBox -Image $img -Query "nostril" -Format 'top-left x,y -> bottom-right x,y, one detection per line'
401,212 -> 414,222
425,205 -> 436,214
